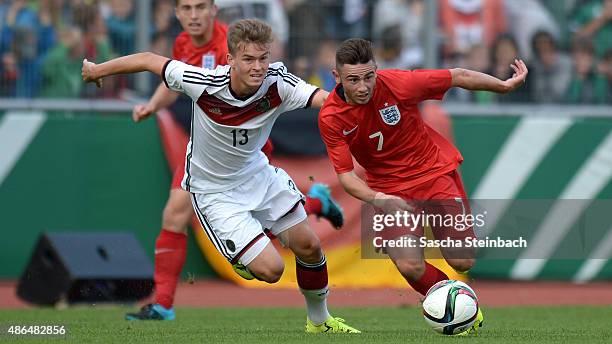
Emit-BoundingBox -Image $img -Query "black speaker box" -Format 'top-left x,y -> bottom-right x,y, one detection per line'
17,232 -> 154,305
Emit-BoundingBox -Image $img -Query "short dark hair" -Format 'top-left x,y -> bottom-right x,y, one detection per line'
571,38 -> 595,56
175,0 -> 214,7
335,38 -> 375,67
227,19 -> 273,54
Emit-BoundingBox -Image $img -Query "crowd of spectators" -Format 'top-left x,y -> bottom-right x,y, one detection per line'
0,0 -> 610,104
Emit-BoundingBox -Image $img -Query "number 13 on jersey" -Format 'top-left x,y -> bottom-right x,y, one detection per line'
231,129 -> 249,146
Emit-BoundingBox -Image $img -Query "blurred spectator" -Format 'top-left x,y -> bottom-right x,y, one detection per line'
72,1 -> 115,97
216,0 -> 288,44
565,39 -> 598,103
440,0 -> 507,60
149,31 -> 172,91
291,55 -> 311,81
285,0 -> 323,60
286,0 -> 370,61
323,0 -> 369,40
306,40 -> 336,91
152,0 -> 181,40
447,43 -> 494,103
269,32 -> 285,62
503,0 -> 560,61
541,0 -> 575,41
530,30 -> 572,103
40,26 -> 85,98
595,49 -> 612,103
103,0 -> 135,55
0,0 -> 56,97
373,0 -> 424,68
375,25 -> 421,70
571,0 -> 612,57
0,49 -> 16,96
150,28 -> 172,58
489,34 -> 532,103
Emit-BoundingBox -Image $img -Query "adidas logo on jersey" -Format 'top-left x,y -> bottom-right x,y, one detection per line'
208,107 -> 222,114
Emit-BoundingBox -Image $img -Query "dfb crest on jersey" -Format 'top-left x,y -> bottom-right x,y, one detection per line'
256,97 -> 271,113
379,104 -> 401,125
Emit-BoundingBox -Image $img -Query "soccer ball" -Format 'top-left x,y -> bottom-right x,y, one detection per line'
422,280 -> 479,335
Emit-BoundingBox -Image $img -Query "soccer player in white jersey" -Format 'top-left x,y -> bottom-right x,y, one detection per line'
82,19 -> 359,333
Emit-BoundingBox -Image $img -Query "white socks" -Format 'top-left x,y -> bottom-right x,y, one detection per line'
301,286 -> 331,325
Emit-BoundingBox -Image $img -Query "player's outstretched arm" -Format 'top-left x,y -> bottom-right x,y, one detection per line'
132,83 -> 180,123
309,89 -> 330,109
82,52 -> 169,88
450,59 -> 528,94
338,171 -> 413,214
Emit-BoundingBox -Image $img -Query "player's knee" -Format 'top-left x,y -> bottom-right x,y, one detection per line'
299,236 -> 321,259
447,258 -> 474,273
162,204 -> 191,234
254,263 -> 284,284
395,259 -> 425,281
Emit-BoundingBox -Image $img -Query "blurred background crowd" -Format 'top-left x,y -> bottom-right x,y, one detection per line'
0,0 -> 611,104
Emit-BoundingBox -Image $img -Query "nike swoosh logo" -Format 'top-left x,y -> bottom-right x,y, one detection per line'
342,125 -> 358,136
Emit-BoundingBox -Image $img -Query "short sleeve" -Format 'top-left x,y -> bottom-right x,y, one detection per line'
273,64 -> 318,111
318,111 -> 354,174
162,60 -> 208,101
378,69 -> 452,103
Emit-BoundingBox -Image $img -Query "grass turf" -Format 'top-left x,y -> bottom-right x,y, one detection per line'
0,306 -> 611,343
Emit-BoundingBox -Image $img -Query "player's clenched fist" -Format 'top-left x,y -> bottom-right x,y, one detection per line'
371,192 -> 413,215
82,58 -> 102,88
132,103 -> 156,123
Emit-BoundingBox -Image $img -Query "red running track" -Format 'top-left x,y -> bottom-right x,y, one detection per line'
2,280 -> 612,309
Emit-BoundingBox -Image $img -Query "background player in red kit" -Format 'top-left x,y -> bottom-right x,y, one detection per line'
319,38 -> 528,335
126,0 -> 344,321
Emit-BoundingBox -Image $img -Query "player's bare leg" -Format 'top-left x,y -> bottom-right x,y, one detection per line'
161,189 -> 194,234
439,243 -> 483,335
387,237 -> 449,296
436,238 -> 482,335
126,189 -> 193,321
242,242 -> 285,283
279,219 -> 360,333
443,255 -> 475,274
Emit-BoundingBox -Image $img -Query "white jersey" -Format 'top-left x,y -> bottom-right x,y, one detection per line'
163,60 -> 318,194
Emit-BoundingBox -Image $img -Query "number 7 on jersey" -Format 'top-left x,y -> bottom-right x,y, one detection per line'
369,131 -> 384,151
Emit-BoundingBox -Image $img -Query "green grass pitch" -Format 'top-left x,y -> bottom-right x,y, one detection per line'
1,306 -> 611,343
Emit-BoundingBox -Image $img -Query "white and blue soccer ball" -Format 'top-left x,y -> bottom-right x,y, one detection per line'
422,280 -> 479,335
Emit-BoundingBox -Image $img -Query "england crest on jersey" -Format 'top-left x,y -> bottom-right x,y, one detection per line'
202,54 -> 216,69
379,104 -> 401,125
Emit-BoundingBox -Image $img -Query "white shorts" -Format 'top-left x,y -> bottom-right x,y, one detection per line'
190,165 -> 306,266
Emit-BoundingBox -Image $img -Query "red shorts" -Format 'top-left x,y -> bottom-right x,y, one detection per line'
373,170 -> 475,241
171,139 -> 275,189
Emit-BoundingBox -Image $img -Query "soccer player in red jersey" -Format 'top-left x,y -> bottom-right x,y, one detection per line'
126,1 -> 344,321
319,38 -> 528,335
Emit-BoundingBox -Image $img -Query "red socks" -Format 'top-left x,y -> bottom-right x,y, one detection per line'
153,229 -> 187,309
296,255 -> 328,290
407,262 -> 449,296
303,196 -> 322,216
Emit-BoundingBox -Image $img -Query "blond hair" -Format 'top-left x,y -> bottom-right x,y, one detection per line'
227,19 -> 273,54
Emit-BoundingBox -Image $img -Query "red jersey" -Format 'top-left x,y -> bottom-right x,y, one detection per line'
172,20 -> 228,68
319,69 -> 463,193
